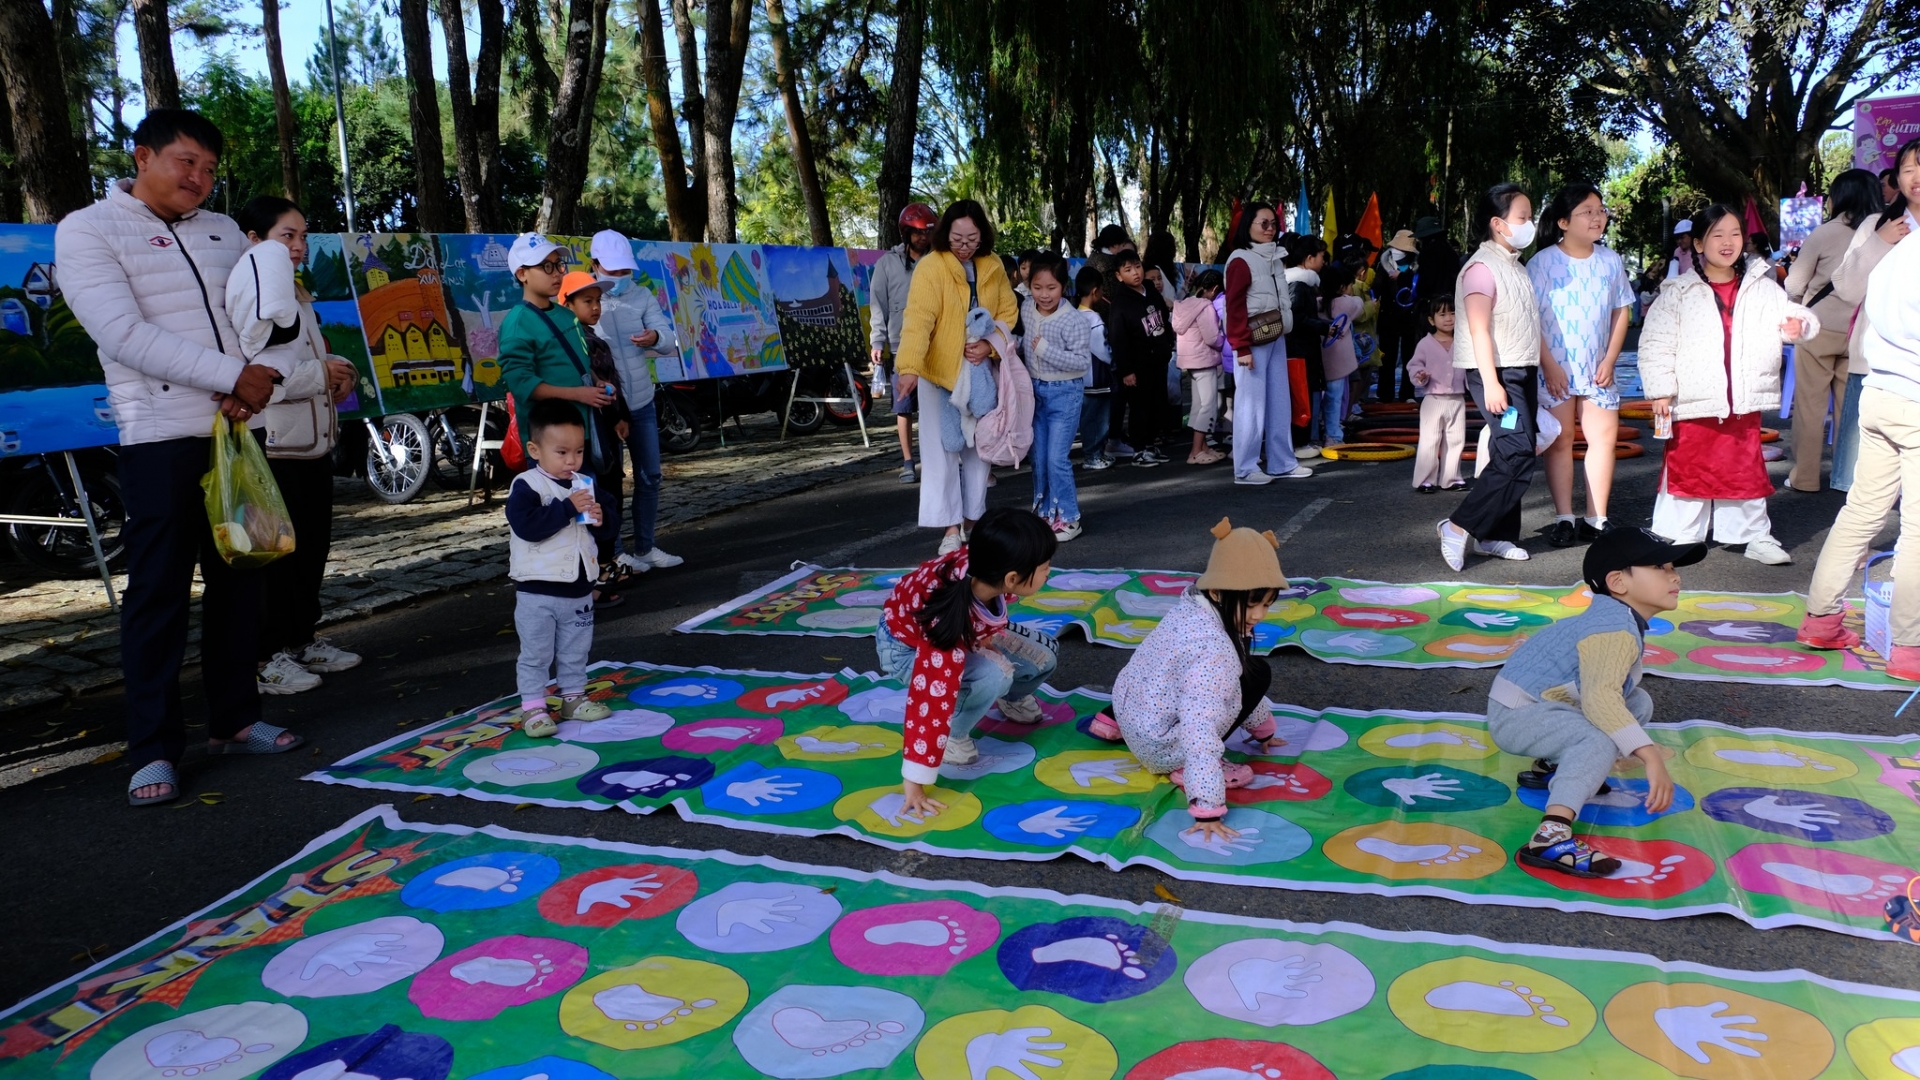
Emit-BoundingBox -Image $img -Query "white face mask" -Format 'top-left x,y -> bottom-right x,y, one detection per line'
1504,218 -> 1536,249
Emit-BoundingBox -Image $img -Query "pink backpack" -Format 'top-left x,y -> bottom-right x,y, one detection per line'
973,324 -> 1034,467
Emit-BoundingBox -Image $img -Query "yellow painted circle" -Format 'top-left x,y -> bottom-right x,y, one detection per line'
833,784 -> 983,837
1021,590 -> 1101,613
1358,722 -> 1498,761
559,956 -> 748,1050
1682,736 -> 1858,784
1446,587 -> 1556,609
775,724 -> 901,762
1267,599 -> 1318,624
1847,1017 -> 1920,1080
1324,822 -> 1505,880
1676,594 -> 1796,618
1606,982 -> 1833,1080
1389,956 -> 1595,1053
1035,750 -> 1166,795
1091,609 -> 1157,643
915,1006 -> 1117,1080
1423,633 -> 1525,661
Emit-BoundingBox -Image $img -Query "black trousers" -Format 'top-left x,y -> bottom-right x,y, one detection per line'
1234,655 -> 1274,727
1375,309 -> 1421,400
1125,359 -> 1170,447
260,455 -> 334,659
120,435 -> 264,768
1450,366 -> 1540,544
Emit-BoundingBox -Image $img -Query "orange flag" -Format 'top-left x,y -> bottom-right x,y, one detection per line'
1357,193 -> 1383,264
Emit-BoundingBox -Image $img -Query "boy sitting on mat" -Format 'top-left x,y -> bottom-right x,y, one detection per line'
1486,527 -> 1700,877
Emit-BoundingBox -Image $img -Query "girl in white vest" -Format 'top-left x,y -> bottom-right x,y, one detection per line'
1221,201 -> 1311,484
1439,184 -> 1544,570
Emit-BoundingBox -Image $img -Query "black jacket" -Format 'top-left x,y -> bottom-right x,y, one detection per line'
1103,285 -> 1175,379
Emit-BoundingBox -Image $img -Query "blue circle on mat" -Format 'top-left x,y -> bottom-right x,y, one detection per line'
982,800 -> 1141,846
630,676 -> 745,707
1700,786 -> 1895,842
1647,617 -> 1674,636
578,755 -> 715,801
1013,613 -> 1073,637
1252,623 -> 1297,651
467,1059 -> 615,1080
1515,777 -> 1694,827
1300,628 -> 1416,657
401,851 -> 560,912
997,915 -> 1175,1002
262,1030 -> 453,1080
700,761 -> 842,815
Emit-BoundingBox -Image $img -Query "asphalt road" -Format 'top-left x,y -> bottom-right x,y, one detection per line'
4,422 -> 1913,1014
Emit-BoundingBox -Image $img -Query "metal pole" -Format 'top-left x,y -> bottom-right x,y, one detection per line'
324,0 -> 358,233
63,452 -> 119,611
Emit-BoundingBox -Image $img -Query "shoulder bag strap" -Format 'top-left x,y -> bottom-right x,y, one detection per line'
524,301 -> 593,381
521,301 -> 608,472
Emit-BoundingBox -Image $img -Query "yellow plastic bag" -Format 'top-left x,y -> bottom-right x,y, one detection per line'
202,415 -> 296,567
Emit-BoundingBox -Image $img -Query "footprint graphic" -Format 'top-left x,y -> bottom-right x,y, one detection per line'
143,1031 -> 245,1070
1244,772 -> 1311,794
450,953 -> 556,990
1425,980 -> 1570,1027
490,754 -> 561,776
1716,748 -> 1839,771
769,1007 -> 908,1056
1384,730 -> 1488,751
864,916 -> 970,955
1356,837 -> 1482,866
1761,862 -> 1909,900
1608,854 -> 1690,885
689,726 -> 754,740
435,865 -> 525,893
651,684 -> 721,701
593,982 -> 720,1032
1031,934 -> 1149,980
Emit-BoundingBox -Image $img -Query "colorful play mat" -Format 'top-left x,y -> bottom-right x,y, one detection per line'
306,662 -> 1920,941
7,806 -> 1919,1080
675,566 -> 1908,692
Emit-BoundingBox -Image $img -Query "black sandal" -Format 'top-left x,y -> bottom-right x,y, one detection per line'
1516,758 -> 1610,795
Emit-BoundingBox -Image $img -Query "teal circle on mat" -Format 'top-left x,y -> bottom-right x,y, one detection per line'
1145,807 -> 1312,866
1344,764 -> 1511,813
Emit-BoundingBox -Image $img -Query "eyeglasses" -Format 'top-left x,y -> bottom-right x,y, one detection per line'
531,257 -> 568,275
1572,207 -> 1613,221
948,233 -> 981,249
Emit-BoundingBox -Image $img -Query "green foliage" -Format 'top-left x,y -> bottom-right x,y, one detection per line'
1603,144 -> 1709,262
306,0 -> 400,93
0,295 -> 103,390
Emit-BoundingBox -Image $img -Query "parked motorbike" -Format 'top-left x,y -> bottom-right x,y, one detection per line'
1,447 -> 126,578
658,370 -> 826,453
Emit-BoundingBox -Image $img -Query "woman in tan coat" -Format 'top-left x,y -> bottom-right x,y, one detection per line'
1783,169 -> 1883,491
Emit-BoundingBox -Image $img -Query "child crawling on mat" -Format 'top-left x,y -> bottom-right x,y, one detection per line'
1089,518 -> 1286,842
878,507 -> 1062,818
1487,526 -> 1701,876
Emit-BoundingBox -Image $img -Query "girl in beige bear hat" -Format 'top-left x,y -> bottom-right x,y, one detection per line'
1088,518 -> 1287,841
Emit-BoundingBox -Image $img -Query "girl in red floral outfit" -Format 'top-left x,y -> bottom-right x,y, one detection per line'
876,507 -> 1060,817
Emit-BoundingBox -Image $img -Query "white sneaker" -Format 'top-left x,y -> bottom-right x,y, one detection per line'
1744,536 -> 1793,565
1473,539 -> 1531,561
1437,520 -> 1468,572
1275,465 -> 1314,478
997,695 -> 1046,724
298,636 -> 361,673
258,652 -> 322,695
1235,471 -> 1276,485
616,552 -> 651,574
942,734 -> 980,765
633,547 -> 684,569
937,531 -> 964,556
1053,519 -> 1083,542
1295,444 -> 1322,460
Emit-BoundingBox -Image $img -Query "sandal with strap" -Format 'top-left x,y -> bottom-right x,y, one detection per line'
210,722 -> 306,755
1515,759 -> 1610,795
128,760 -> 182,807
1517,836 -> 1621,879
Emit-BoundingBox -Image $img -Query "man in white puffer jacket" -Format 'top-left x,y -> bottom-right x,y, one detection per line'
56,110 -> 305,807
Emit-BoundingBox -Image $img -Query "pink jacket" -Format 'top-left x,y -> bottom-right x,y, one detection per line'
1407,334 -> 1466,395
1171,296 -> 1222,370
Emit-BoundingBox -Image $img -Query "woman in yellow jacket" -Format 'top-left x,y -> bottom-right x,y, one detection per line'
893,200 -> 1020,553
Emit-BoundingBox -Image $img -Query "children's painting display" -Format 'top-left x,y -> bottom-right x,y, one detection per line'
309,660 -> 1920,940
9,804 -> 1918,1080
433,234 -> 522,404
346,233 -> 473,414
302,232 -> 383,421
676,566 -> 1915,692
627,240 -> 695,382
663,244 -> 787,378
0,224 -> 115,458
843,247 -> 887,351
763,246 -> 867,370
1854,91 -> 1920,173
1778,198 -> 1826,254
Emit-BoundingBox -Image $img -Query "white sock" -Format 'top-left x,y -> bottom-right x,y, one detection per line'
1556,514 -> 1576,524
1585,515 -> 1607,529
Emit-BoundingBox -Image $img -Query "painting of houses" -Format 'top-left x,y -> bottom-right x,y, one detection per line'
0,224 -> 114,456
767,246 -> 866,370
348,233 -> 472,413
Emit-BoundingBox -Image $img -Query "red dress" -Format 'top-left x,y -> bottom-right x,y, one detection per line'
1663,278 -> 1772,500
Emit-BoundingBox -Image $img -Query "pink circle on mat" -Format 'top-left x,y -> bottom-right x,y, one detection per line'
977,700 -> 1076,736
830,900 -> 1000,976
1683,645 -> 1826,674
408,934 -> 588,1020
1142,574 -> 1198,595
1724,843 -> 1918,917
660,718 -> 784,753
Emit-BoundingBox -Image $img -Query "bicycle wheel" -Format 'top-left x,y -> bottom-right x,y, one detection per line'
4,464 -> 127,577
429,414 -> 478,489
365,413 -> 432,503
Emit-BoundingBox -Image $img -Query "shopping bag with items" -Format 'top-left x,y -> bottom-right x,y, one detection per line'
202,415 -> 297,567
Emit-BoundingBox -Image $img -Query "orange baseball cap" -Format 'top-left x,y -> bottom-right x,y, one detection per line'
558,271 -> 603,304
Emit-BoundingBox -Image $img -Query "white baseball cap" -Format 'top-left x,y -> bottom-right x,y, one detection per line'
508,232 -> 563,271
1672,220 -> 1693,235
590,230 -> 638,273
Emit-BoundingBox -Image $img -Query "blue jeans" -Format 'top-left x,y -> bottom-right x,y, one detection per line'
1831,372 -> 1866,492
608,401 -> 662,556
1318,375 -> 1347,444
875,618 -> 1059,736
1078,392 -> 1112,459
1032,377 -> 1084,522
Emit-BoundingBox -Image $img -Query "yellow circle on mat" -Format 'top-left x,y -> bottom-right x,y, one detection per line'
1846,1017 -> 1920,1080
1090,609 -> 1157,643
1389,956 -> 1594,1053
1606,982 -> 1833,1080
1323,822 -> 1505,880
1021,590 -> 1101,613
833,784 -> 982,837
1446,587 -> 1556,609
1676,594 -> 1796,618
1423,633 -> 1526,661
915,1006 -> 1117,1080
1682,736 -> 1857,784
1267,599 -> 1318,624
559,956 -> 748,1050
775,724 -> 901,762
1035,750 -> 1166,795
1358,722 -> 1498,761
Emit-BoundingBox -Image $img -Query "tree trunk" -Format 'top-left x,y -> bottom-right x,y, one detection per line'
396,0 -> 451,231
701,0 -> 750,242
535,0 -> 605,234
261,0 -> 301,202
130,0 -> 179,111
0,0 -> 92,221
639,0 -> 700,240
437,0 -> 486,231
573,0 -> 609,154
765,0 -> 830,245
511,0 -> 556,138
876,0 -> 923,249
474,0 -> 504,229
666,0 -> 707,223
0,75 -> 20,223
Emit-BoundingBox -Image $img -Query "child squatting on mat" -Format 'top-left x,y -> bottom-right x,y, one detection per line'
1486,526 -> 1703,876
1089,518 -> 1285,843
878,507 -> 1063,819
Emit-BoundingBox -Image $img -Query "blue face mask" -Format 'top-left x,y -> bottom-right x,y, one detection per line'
605,275 -> 633,297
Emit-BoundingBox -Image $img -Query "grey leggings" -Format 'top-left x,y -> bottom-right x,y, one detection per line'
1486,690 -> 1651,811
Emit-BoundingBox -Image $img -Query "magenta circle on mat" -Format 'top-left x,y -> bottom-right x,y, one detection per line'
1142,574 -> 1198,595
1724,843 -> 1917,917
977,699 -> 1075,736
408,935 -> 588,1020
829,900 -> 1000,975
661,718 -> 785,753
1683,645 -> 1827,674
1641,643 -> 1678,666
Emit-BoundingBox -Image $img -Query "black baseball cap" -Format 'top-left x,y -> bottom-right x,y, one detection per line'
1582,527 -> 1707,595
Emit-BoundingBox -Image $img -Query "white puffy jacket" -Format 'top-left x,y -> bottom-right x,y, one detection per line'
55,180 -> 294,445
1639,261 -> 1819,422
